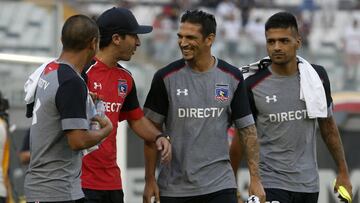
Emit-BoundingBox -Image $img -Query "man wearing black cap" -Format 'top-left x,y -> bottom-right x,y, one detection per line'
81,7 -> 172,203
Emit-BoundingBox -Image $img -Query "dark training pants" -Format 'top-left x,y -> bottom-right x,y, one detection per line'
83,189 -> 124,203
265,188 -> 319,203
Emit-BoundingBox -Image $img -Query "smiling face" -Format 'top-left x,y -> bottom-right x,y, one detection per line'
177,22 -> 214,62
265,27 -> 301,67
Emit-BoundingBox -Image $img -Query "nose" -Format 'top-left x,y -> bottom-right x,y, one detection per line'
274,41 -> 281,51
178,37 -> 188,47
135,35 -> 140,46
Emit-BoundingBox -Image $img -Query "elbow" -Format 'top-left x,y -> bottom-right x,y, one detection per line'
68,141 -> 88,151
68,143 -> 83,151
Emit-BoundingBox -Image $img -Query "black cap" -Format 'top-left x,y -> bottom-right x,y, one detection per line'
97,7 -> 153,37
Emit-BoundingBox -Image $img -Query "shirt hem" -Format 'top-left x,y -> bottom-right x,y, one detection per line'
263,183 -> 319,193
26,193 -> 84,202
159,185 -> 236,197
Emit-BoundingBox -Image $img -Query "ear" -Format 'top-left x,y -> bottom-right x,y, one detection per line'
206,33 -> 216,46
112,34 -> 122,46
90,37 -> 99,52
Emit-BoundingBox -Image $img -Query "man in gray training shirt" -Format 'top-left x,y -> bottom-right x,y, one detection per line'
231,11 -> 352,203
143,10 -> 265,203
24,15 -> 112,203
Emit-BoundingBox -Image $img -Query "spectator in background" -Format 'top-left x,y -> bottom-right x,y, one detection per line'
0,91 -> 11,203
151,13 -> 177,63
318,0 -> 338,30
216,0 -> 241,58
198,0 -> 222,9
19,129 -> 30,165
342,18 -> 360,89
219,12 -> 241,58
246,17 -> 266,59
237,0 -> 255,28
216,0 -> 238,20
297,11 -> 312,48
298,0 -> 316,33
162,0 -> 181,29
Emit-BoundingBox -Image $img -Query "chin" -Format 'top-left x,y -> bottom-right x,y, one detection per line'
121,56 -> 131,61
182,55 -> 194,61
272,60 -> 288,66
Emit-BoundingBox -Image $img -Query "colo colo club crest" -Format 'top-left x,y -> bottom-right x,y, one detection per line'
118,79 -> 128,98
215,84 -> 229,102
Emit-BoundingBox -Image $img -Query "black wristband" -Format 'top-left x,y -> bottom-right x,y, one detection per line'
155,133 -> 171,143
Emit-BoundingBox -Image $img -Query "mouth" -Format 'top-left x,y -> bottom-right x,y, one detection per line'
181,48 -> 192,55
272,53 -> 285,57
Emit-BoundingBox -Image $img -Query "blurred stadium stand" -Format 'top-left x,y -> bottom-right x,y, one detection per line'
1,0 -> 360,202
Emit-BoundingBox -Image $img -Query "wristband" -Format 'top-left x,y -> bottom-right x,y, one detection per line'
155,133 -> 171,143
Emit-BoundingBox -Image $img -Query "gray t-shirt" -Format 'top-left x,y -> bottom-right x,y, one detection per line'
245,64 -> 333,193
144,58 -> 254,197
24,61 -> 95,202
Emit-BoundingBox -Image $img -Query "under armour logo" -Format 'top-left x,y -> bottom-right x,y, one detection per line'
176,89 -> 188,96
265,95 -> 277,103
94,82 -> 102,90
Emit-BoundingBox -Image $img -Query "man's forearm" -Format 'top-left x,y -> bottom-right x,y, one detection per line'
144,141 -> 158,181
237,124 -> 261,179
318,117 -> 349,173
128,116 -> 161,142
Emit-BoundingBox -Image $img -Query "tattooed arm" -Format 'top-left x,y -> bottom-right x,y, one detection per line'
318,116 -> 352,198
237,124 -> 265,203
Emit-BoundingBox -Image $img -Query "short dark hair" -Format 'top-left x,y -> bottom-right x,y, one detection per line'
61,15 -> 99,51
180,10 -> 216,37
99,33 -> 126,49
265,12 -> 299,33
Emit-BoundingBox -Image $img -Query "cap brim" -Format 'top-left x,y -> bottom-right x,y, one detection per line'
133,25 -> 153,34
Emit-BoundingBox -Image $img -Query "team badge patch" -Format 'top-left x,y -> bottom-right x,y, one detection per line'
215,84 -> 229,102
118,79 -> 128,97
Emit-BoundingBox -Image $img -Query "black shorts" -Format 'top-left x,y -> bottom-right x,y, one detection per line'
265,188 -> 319,203
160,188 -> 237,203
82,189 -> 124,203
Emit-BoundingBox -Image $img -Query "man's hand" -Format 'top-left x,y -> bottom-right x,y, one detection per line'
248,178 -> 266,203
155,136 -> 171,163
143,178 -> 160,203
89,91 -> 100,101
92,115 -> 113,136
334,174 -> 352,202
237,190 -> 245,203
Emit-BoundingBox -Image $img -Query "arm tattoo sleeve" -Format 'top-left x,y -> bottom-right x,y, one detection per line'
238,124 -> 261,179
318,116 -> 348,172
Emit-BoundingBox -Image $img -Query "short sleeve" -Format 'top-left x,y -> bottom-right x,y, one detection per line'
231,76 -> 255,129
55,76 -> 88,130
143,71 -> 169,124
